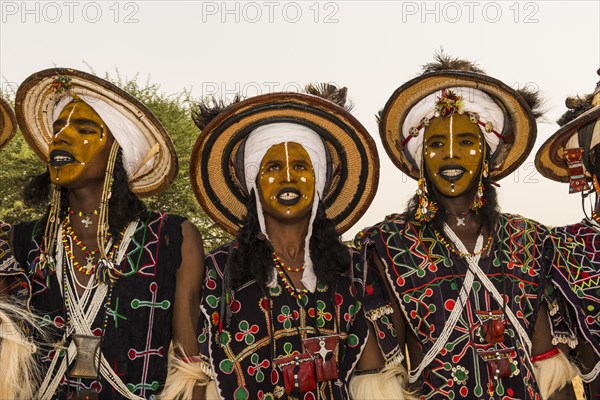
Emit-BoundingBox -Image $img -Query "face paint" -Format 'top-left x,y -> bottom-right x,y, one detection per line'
258,142 -> 316,222
449,114 -> 454,159
48,101 -> 115,188
423,113 -> 483,198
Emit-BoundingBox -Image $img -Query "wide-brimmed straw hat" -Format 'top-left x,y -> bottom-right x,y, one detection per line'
15,68 -> 177,197
379,58 -> 539,181
190,91 -> 380,236
535,70 -> 600,183
0,96 -> 17,149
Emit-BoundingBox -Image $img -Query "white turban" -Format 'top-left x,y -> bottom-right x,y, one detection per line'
53,95 -> 156,181
402,87 -> 505,169
244,122 -> 328,292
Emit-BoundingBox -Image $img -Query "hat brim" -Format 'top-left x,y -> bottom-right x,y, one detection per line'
380,71 -> 537,181
190,92 -> 379,236
535,105 -> 600,182
15,68 -> 178,197
0,96 -> 17,149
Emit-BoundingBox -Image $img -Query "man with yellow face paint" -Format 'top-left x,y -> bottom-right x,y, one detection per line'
355,54 -> 579,400
185,85 -> 383,400
0,69 -> 204,400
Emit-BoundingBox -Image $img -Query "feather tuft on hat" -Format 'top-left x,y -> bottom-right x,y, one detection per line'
557,94 -> 594,127
421,50 -> 485,74
304,83 -> 353,111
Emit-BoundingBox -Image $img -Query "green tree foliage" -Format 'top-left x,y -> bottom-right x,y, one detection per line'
0,71 -> 231,251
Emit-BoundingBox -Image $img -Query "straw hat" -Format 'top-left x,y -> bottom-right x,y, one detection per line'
190,91 -> 379,235
0,96 -> 17,149
535,69 -> 600,183
379,56 -> 539,181
15,68 -> 178,197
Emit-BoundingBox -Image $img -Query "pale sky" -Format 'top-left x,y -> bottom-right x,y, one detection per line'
1,0 -> 599,239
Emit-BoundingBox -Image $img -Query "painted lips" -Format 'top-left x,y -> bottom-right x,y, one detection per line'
439,165 -> 466,182
49,150 -> 77,167
277,188 -> 301,206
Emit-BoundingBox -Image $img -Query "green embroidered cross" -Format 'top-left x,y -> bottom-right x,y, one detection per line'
107,297 -> 128,328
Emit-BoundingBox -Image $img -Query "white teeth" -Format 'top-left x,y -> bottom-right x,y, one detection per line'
279,192 -> 299,200
53,155 -> 73,162
440,169 -> 464,177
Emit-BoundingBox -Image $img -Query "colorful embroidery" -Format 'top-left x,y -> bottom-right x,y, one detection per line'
1,212 -> 184,398
550,219 -> 600,377
358,213 -> 548,399
200,245 -> 368,399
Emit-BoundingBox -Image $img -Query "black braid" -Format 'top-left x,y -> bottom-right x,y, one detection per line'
23,148 -> 147,236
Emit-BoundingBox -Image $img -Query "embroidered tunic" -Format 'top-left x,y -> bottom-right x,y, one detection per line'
549,218 -> 600,393
199,243 -> 368,400
357,213 -> 552,400
0,211 -> 184,400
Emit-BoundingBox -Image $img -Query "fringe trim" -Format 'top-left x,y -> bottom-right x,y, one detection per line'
385,351 -> 406,367
366,304 -> 394,321
551,334 -> 578,349
160,350 -> 214,400
579,361 -> 600,383
349,364 -> 418,400
533,349 -> 578,399
0,302 -> 41,400
548,300 -> 559,317
206,380 -> 220,400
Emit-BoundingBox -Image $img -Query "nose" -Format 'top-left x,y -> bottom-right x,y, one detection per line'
442,137 -> 460,160
283,163 -> 294,183
51,123 -> 74,146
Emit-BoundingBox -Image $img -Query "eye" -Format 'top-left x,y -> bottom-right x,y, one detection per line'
429,141 -> 444,149
460,139 -> 474,145
79,126 -> 99,135
267,163 -> 282,171
293,163 -> 306,170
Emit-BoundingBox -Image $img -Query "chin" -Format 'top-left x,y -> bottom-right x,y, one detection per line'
264,205 -> 313,223
49,168 -> 85,188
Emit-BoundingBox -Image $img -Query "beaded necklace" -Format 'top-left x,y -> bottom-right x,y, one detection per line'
434,228 -> 493,258
62,217 -> 125,277
273,252 -> 305,272
68,207 -> 99,229
273,252 -> 309,299
592,210 -> 600,225
61,249 -> 114,394
63,219 -> 100,275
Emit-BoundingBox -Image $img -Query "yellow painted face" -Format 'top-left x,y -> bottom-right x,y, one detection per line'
258,142 -> 316,222
423,113 -> 483,197
49,101 -> 115,188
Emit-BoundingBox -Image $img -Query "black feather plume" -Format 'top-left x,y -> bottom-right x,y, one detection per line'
192,95 -> 243,131
557,94 -> 594,126
516,87 -> 546,119
421,49 -> 485,74
304,83 -> 354,111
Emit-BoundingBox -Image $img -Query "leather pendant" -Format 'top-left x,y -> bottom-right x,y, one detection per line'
303,335 -> 339,382
69,335 -> 101,379
476,310 -> 506,344
478,347 -> 515,380
482,318 -> 506,344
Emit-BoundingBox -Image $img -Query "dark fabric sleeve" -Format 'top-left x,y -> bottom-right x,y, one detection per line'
354,227 -> 404,366
544,229 -> 579,349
